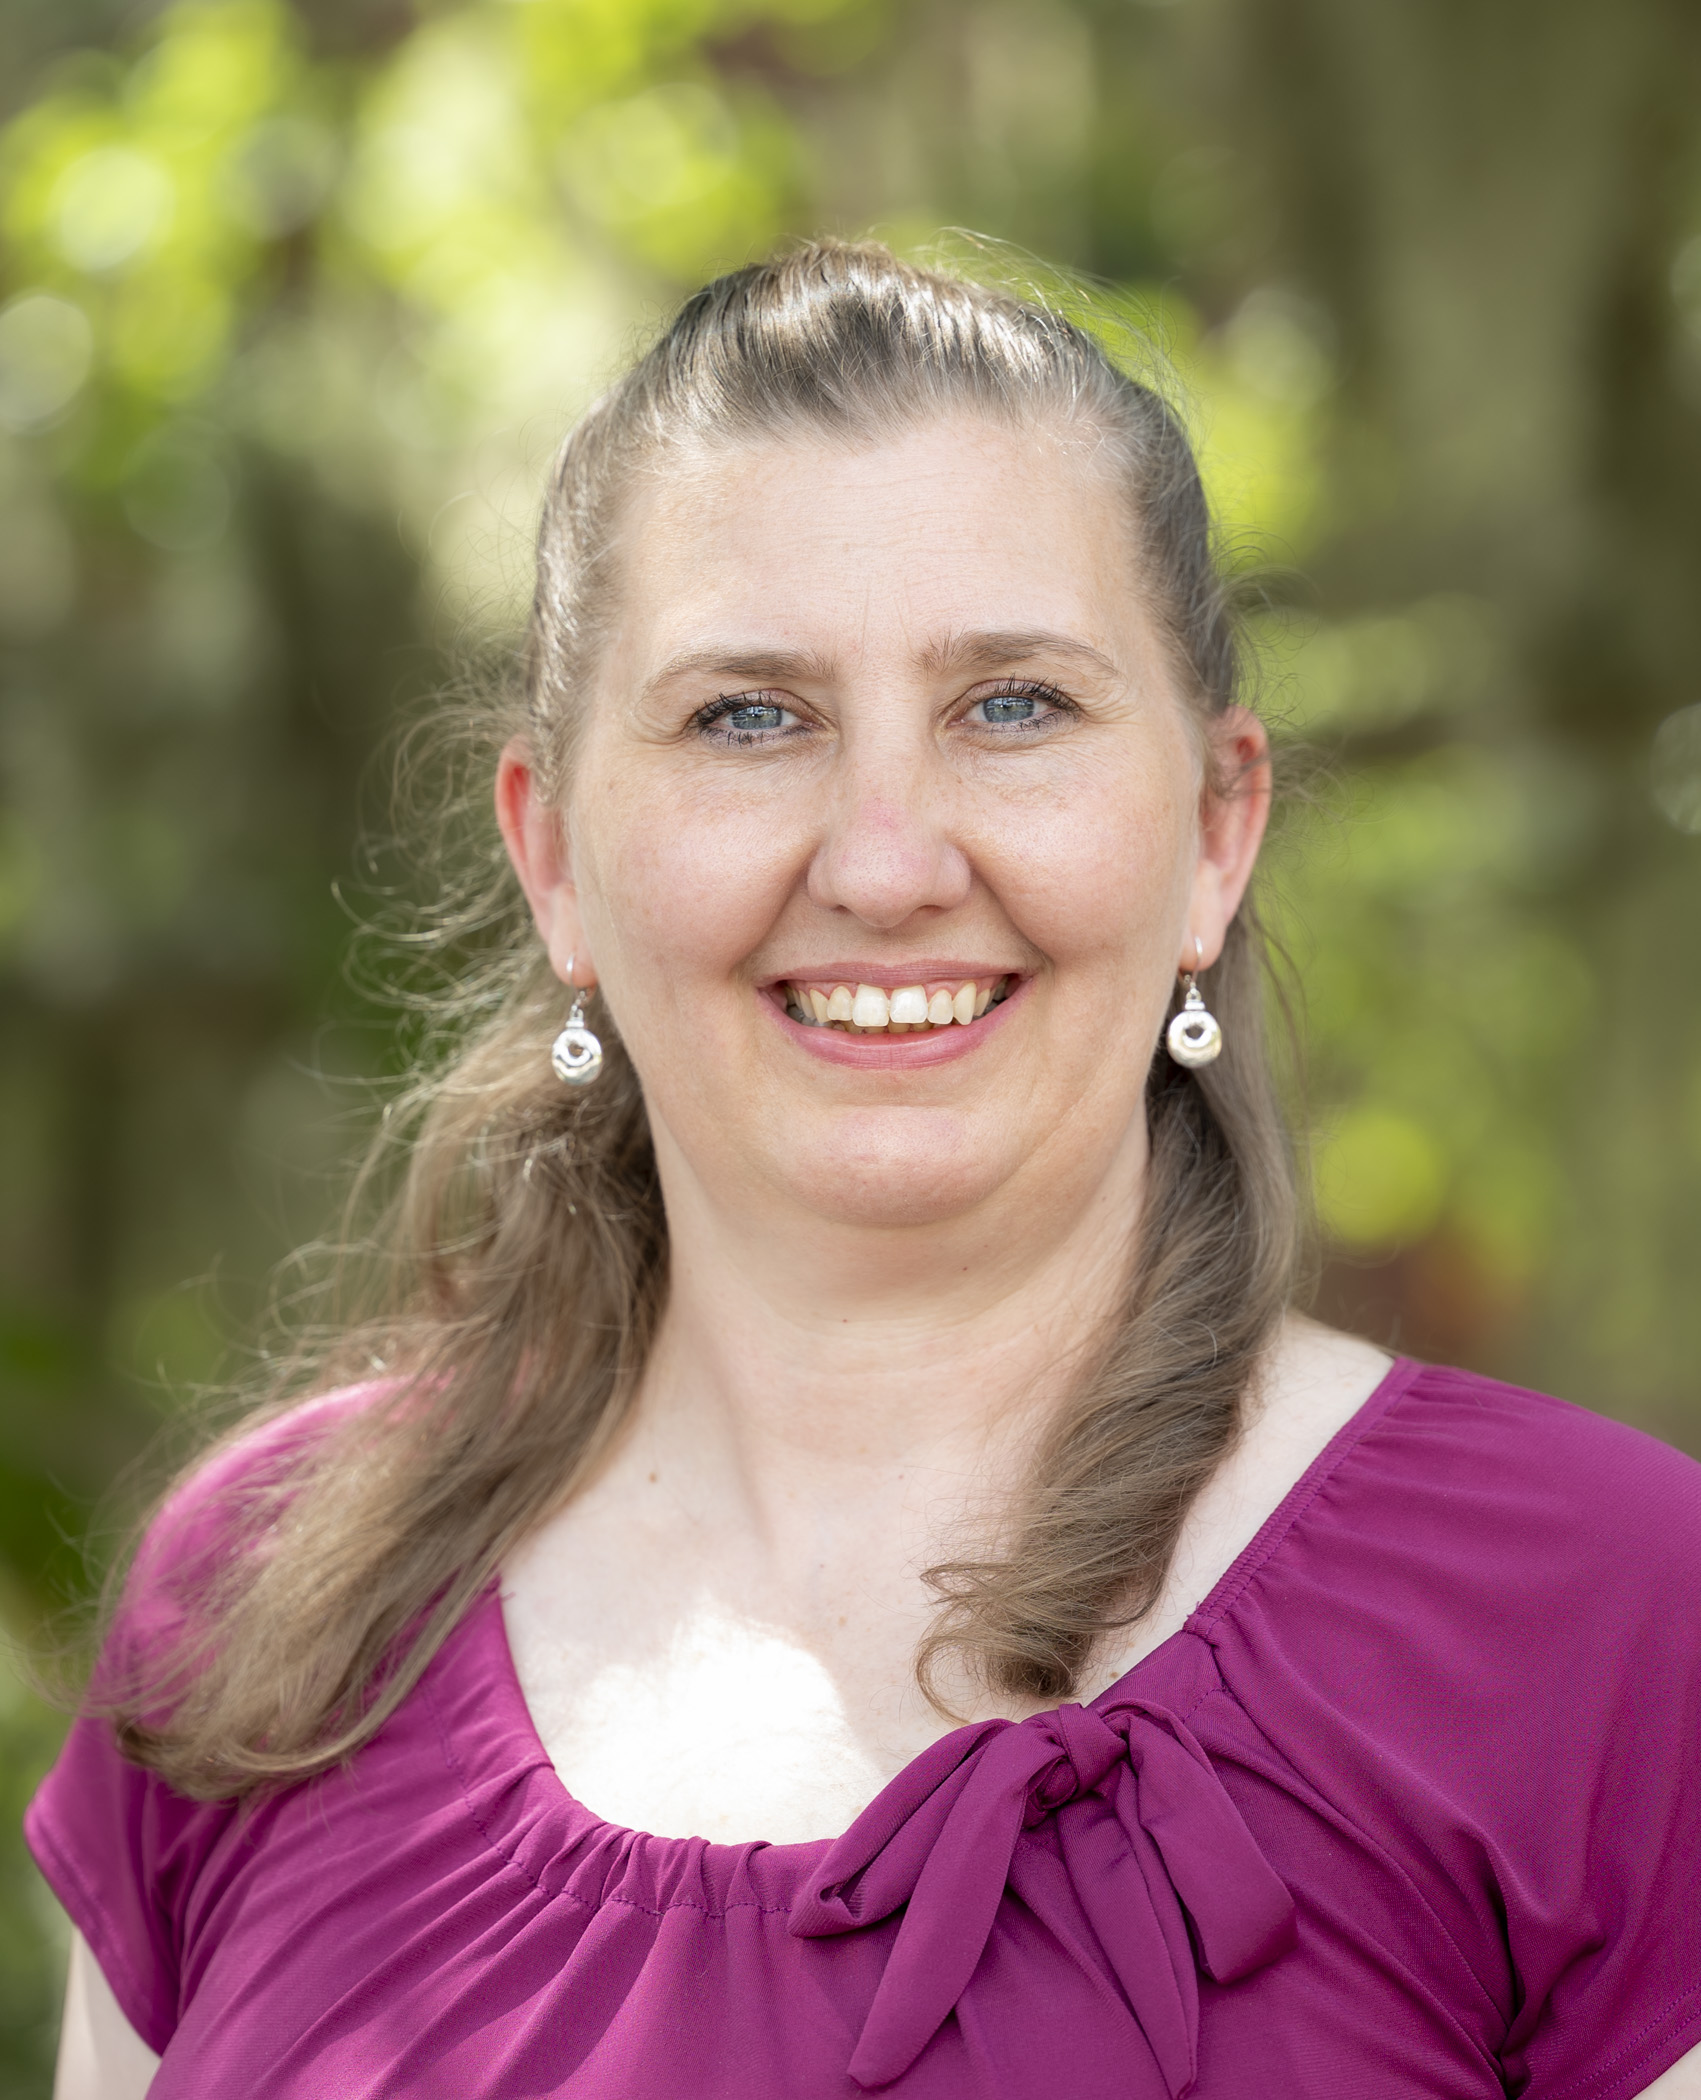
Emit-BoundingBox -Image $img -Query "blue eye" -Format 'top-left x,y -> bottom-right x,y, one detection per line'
698,694 -> 803,744
968,684 -> 1069,730
977,694 -> 1037,724
725,702 -> 787,732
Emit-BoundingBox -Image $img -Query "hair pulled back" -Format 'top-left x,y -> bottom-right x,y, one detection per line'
106,241 -> 1298,1798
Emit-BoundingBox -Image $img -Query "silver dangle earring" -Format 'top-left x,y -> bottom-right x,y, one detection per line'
1166,937 -> 1223,1070
551,959 -> 604,1088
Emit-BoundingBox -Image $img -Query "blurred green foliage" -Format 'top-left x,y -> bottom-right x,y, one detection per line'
2,0 -> 1700,2081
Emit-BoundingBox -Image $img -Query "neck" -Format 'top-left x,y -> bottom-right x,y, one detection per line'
631,1115 -> 1149,1544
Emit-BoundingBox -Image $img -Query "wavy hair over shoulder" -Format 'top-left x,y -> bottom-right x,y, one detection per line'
106,240 -> 1299,1799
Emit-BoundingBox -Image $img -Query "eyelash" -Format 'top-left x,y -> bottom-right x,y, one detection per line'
692,680 -> 1076,746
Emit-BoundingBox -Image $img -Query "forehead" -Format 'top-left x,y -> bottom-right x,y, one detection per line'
602,414 -> 1148,677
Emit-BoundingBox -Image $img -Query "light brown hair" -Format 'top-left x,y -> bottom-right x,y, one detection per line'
106,240 -> 1298,1797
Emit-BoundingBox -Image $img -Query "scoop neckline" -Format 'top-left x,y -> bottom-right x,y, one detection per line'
472,1352 -> 1423,1866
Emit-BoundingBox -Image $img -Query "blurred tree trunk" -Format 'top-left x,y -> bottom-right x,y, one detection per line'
1209,0 -> 1701,1422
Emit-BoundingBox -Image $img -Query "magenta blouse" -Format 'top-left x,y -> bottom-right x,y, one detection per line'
26,1359 -> 1701,2097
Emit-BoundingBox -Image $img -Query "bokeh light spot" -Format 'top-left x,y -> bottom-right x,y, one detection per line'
0,292 -> 95,429
52,145 -> 175,271
1315,1106 -> 1449,1252
1651,704 -> 1701,834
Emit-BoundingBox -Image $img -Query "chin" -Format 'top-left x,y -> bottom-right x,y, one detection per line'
767,1121 -> 1018,1231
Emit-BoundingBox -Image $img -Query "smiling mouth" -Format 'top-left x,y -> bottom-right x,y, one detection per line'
778,975 -> 1013,1035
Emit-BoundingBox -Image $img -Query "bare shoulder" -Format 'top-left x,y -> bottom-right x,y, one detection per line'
1182,1312 -> 1393,1561
1084,1315 -> 1391,1687
1252,1313 -> 1395,1465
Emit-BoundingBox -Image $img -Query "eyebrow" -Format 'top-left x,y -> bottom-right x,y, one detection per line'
917,628 -> 1120,680
641,628 -> 1118,698
640,646 -> 838,700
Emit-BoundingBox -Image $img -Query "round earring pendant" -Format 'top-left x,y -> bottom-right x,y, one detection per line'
551,1024 -> 603,1087
1166,1004 -> 1223,1070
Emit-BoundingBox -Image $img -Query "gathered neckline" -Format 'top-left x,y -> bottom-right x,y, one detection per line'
454,1354 -> 1422,1875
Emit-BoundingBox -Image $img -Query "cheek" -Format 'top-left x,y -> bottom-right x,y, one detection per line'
978,754 -> 1198,974
573,764 -> 803,990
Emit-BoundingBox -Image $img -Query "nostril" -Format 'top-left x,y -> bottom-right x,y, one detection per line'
804,803 -> 973,924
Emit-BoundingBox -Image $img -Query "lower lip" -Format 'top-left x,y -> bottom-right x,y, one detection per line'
767,978 -> 1029,1068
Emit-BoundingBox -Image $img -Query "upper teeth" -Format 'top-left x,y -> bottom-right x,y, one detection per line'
784,978 -> 1008,1032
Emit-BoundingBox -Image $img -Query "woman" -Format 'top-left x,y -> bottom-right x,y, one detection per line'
30,243 -> 1701,2098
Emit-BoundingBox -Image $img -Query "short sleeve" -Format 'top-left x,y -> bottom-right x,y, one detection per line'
1478,1395 -> 1701,2096
23,1383 -> 384,2053
26,1711 -> 225,2054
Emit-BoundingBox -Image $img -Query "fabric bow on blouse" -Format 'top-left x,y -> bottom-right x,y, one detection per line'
790,1697 -> 1296,2092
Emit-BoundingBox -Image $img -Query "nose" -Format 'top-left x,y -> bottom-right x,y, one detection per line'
805,748 -> 973,931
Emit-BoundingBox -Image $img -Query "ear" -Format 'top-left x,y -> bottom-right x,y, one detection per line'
495,738 -> 592,989
1185,708 -> 1271,970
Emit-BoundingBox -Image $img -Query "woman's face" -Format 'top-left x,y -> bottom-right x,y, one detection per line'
503,415 -> 1267,1242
